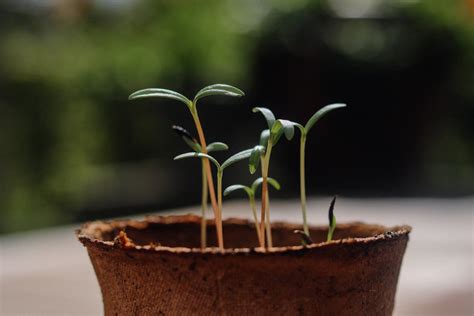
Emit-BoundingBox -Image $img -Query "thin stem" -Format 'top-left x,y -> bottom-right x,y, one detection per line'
200,160 -> 208,250
249,195 -> 264,247
260,140 -> 273,249
265,190 -> 273,247
191,108 -> 223,250
217,169 -> 223,248
300,135 -> 310,240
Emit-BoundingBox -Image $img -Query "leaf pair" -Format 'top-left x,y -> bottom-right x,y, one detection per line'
224,177 -> 281,198
174,148 -> 253,172
129,84 -> 244,112
172,125 -> 228,153
253,107 -> 297,145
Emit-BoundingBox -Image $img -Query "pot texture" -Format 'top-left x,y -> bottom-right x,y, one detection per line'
77,215 -> 411,316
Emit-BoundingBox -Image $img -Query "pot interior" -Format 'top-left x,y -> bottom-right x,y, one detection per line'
97,217 -> 391,249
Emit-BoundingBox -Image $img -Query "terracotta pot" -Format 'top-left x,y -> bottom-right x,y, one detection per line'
77,215 -> 411,315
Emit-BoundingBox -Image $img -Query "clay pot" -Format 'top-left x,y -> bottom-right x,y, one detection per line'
77,215 -> 411,315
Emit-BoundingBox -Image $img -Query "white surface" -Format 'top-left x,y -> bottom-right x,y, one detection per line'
1,197 -> 473,315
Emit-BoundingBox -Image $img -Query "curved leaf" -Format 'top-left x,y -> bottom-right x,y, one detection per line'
221,148 -> 253,170
174,152 -> 220,169
270,119 -> 296,144
207,142 -> 229,152
251,177 -> 281,192
279,119 -> 296,140
129,88 -> 192,108
270,120 -> 283,144
172,125 -> 201,152
305,103 -> 346,133
259,129 -> 270,147
249,145 -> 265,174
252,107 -> 275,130
327,196 -> 337,241
223,184 -> 252,197
194,84 -> 245,103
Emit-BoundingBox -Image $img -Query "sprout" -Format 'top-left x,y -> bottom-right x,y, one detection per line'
327,196 -> 337,241
172,125 -> 228,250
251,107 -> 297,248
174,149 -> 252,248
130,84 -> 244,251
224,177 -> 281,248
293,103 -> 346,244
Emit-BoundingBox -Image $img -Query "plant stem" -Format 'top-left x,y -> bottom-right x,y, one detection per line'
191,108 -> 223,250
200,160 -> 208,250
265,190 -> 273,247
249,196 -> 264,247
260,140 -> 273,249
300,134 -> 310,241
217,169 -> 223,248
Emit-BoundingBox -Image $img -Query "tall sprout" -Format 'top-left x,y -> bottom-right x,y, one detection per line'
129,84 -> 244,250
224,177 -> 281,248
293,103 -> 346,244
172,125 -> 228,249
174,149 -> 252,249
250,107 -> 296,248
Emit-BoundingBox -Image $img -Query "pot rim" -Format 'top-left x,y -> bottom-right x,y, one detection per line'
76,214 -> 411,255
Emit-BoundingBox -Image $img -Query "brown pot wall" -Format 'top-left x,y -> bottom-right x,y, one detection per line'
77,215 -> 411,316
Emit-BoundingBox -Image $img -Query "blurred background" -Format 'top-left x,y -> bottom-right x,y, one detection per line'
0,0 -> 473,234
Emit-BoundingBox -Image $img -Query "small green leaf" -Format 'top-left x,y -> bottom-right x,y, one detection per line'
129,88 -> 192,108
221,148 -> 253,170
194,84 -> 245,103
327,196 -> 337,241
305,103 -> 346,133
279,119 -> 296,140
253,107 -> 275,130
206,142 -> 229,152
249,145 -> 265,174
259,129 -> 270,147
172,125 -> 201,152
174,152 -> 220,169
223,184 -> 253,197
251,177 -> 281,192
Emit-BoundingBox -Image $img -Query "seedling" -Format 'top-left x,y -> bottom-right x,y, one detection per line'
130,84 -> 244,250
174,149 -> 253,249
224,177 -> 280,248
172,125 -> 228,249
292,103 -> 346,244
250,107 -> 296,248
327,196 -> 337,241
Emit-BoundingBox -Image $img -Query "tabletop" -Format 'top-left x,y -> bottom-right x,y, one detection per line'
1,197 -> 473,315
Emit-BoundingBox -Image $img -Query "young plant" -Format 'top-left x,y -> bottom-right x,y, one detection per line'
327,196 -> 337,241
224,177 -> 281,248
250,108 -> 296,248
174,149 -> 252,249
129,84 -> 244,249
292,103 -> 346,244
172,125 -> 228,249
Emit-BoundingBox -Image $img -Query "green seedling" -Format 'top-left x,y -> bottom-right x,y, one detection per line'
292,103 -> 346,244
174,149 -> 252,249
251,107 -> 296,248
172,125 -> 228,249
293,230 -> 314,245
327,196 -> 337,241
224,177 -> 280,248
130,84 -> 244,250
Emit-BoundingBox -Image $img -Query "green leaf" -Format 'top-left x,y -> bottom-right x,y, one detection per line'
251,177 -> 281,192
172,125 -> 201,152
259,129 -> 270,147
206,142 -> 229,152
327,196 -> 337,241
194,84 -> 245,103
249,145 -> 265,174
174,152 -> 220,169
270,119 -> 296,144
129,88 -> 192,108
223,184 -> 253,197
253,107 -> 275,130
221,148 -> 253,170
279,119 -> 296,140
305,103 -> 346,133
